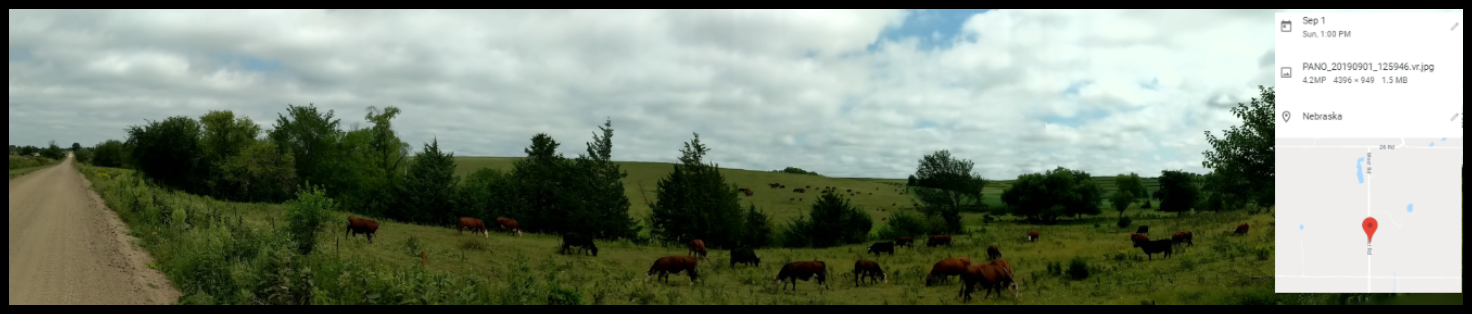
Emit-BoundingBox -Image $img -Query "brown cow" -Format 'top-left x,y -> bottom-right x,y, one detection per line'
987,245 -> 1003,260
458,217 -> 488,238
645,256 -> 700,285
346,216 -> 380,244
774,261 -> 829,291
745,190 -> 754,197
959,262 -> 1018,302
927,235 -> 953,247
895,237 -> 915,248
1027,231 -> 1040,242
1234,223 -> 1250,235
1131,233 -> 1151,247
495,218 -> 523,236
1172,232 -> 1194,247
926,257 -> 972,286
688,239 -> 708,259
854,260 -> 886,287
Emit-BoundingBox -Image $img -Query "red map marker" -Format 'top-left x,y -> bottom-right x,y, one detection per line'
1363,217 -> 1379,244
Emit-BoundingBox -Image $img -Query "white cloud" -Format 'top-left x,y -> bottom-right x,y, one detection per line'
9,9 -> 1460,179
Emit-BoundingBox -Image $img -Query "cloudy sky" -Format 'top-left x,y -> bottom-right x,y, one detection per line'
9,9 -> 1460,179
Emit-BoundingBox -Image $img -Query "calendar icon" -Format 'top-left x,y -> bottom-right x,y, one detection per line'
1281,20 -> 1292,32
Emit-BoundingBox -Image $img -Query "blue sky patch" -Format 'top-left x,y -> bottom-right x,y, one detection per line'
877,9 -> 994,51
1044,107 -> 1109,128
1141,78 -> 1160,90
223,54 -> 282,73
8,46 -> 31,61
1064,80 -> 1092,96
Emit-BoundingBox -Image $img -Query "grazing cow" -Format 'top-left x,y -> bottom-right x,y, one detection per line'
730,248 -> 760,268
1130,234 -> 1151,247
561,232 -> 598,257
793,188 -> 805,193
458,217 -> 488,238
1137,226 -> 1150,234
346,216 -> 380,244
1027,231 -> 1040,242
1234,223 -> 1250,235
895,237 -> 915,248
846,189 -> 852,193
495,218 -> 523,236
645,257 -> 700,285
959,263 -> 1018,302
745,190 -> 754,197
867,242 -> 896,256
854,260 -> 886,287
1137,240 -> 1174,260
774,261 -> 829,291
926,257 -> 972,286
930,235 -> 953,247
1172,232 -> 1194,247
987,245 -> 1003,260
688,239 -> 708,259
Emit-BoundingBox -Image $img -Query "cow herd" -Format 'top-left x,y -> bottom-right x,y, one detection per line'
341,210 -> 1255,304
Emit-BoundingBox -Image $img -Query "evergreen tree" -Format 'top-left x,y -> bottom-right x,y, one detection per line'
571,119 -> 638,239
649,133 -> 745,248
396,139 -> 459,225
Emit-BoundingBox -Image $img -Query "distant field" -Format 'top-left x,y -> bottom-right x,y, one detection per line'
453,157 -> 1164,226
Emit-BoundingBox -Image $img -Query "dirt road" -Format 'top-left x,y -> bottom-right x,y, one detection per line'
8,156 -> 178,305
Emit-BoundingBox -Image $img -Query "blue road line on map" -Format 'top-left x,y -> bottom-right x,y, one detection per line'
1300,225 -> 1304,231
1408,204 -> 1413,213
1357,158 -> 1365,184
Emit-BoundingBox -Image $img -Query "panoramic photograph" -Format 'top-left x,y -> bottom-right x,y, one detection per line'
8,9 -> 1461,305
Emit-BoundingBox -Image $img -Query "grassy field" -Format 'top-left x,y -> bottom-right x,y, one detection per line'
452,157 -> 1161,226
9,155 -> 59,179
80,164 -> 1285,305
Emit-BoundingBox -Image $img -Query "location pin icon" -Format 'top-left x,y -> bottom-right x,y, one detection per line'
1363,217 -> 1379,244
1283,111 -> 1291,123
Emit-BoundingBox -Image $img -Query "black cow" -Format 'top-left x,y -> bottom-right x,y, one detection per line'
867,242 -> 896,256
1137,239 -> 1173,261
731,248 -> 760,268
561,232 -> 598,257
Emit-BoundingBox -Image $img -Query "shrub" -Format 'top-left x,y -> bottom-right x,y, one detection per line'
876,210 -> 928,241
1254,244 -> 1272,261
283,185 -> 336,255
779,190 -> 872,248
1068,257 -> 1090,280
402,236 -> 425,259
1117,217 -> 1133,229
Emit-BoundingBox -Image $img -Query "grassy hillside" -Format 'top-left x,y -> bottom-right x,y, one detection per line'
453,157 -> 1162,225
81,164 -> 1280,305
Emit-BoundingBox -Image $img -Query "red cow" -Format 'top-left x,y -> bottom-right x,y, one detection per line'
987,245 -> 1003,260
1172,232 -> 1194,247
925,257 -> 972,286
959,262 -> 1018,302
774,261 -> 829,291
346,216 -> 380,244
645,257 -> 700,285
496,218 -> 523,236
1235,223 -> 1250,235
1027,231 -> 1040,242
458,217 -> 487,238
854,260 -> 886,287
895,237 -> 915,248
1131,233 -> 1151,247
688,239 -> 708,259
745,190 -> 754,197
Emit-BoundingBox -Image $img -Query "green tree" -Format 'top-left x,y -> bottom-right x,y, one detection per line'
1001,167 -> 1101,222
126,117 -> 206,193
20,146 -> 38,156
1110,191 -> 1134,219
395,139 -> 459,225
737,205 -> 774,248
284,185 -> 336,255
457,168 -> 520,224
336,107 -> 410,217
215,141 -> 298,202
570,119 -> 638,240
1203,86 -> 1275,211
780,190 -> 872,248
510,133 -> 573,234
1115,173 -> 1147,201
200,110 -> 263,198
1154,170 -> 1201,216
649,133 -> 745,248
70,143 -> 82,152
40,141 -> 67,160
268,104 -> 343,194
910,150 -> 986,233
92,140 -> 129,168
